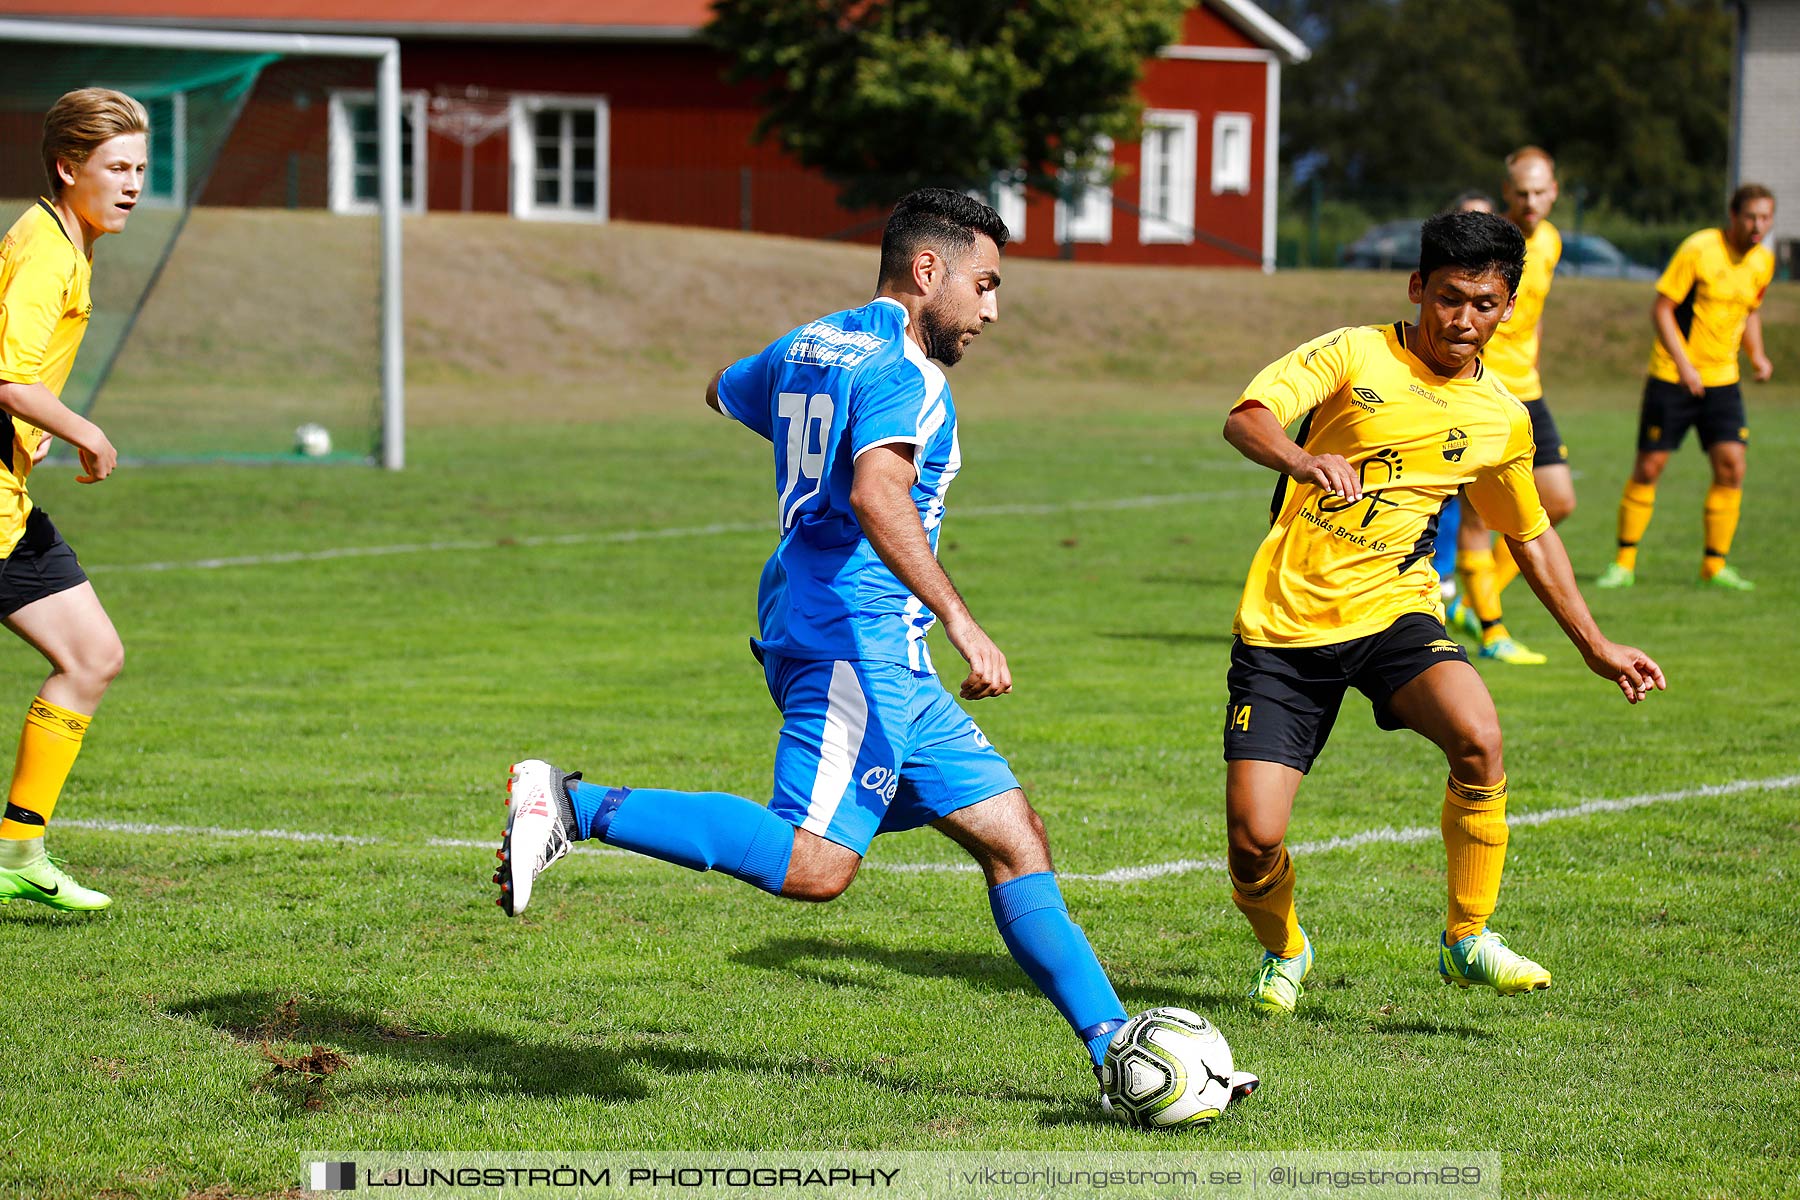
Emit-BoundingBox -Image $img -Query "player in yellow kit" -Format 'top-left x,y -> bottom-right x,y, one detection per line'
0,89 -> 145,912
1449,148 -> 1572,665
1219,211 -> 1665,1014
1598,184 -> 1776,591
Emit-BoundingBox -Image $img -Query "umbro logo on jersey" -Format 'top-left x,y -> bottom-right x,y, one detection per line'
1442,428 -> 1470,462
1351,387 -> 1385,414
1427,639 -> 1462,654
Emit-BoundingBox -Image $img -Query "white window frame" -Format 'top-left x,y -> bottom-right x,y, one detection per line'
510,94 -> 609,223
1054,135 -> 1113,244
1212,112 -> 1253,196
329,88 -> 427,215
142,90 -> 186,207
1138,109 -> 1198,245
969,171 -> 1027,244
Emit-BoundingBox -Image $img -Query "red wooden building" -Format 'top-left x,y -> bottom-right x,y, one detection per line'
3,0 -> 1309,269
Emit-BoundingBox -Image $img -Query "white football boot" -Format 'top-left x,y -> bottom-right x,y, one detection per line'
495,759 -> 580,916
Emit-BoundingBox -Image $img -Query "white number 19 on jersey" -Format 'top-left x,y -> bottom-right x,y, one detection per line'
777,390 -> 835,531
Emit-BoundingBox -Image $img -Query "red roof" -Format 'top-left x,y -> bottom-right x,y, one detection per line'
0,0 -> 715,32
0,0 -> 1305,59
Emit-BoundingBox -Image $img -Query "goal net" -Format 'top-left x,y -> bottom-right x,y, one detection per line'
0,21 -> 404,467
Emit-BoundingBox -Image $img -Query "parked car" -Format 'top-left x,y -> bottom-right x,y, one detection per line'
1340,219 -> 1423,270
1555,233 -> 1659,280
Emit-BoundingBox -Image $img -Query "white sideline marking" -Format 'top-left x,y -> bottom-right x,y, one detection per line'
59,774 -> 1800,883
83,488 -> 1263,574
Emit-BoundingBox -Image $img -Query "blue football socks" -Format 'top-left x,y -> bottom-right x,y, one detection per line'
989,872 -> 1128,1065
568,781 -> 794,895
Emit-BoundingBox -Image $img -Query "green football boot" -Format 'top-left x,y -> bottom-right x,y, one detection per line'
0,855 -> 112,912
1594,563 -> 1635,589
1439,928 -> 1550,995
1446,597 -> 1483,640
1479,635 -> 1547,666
1699,564 -> 1755,591
1247,929 -> 1313,1014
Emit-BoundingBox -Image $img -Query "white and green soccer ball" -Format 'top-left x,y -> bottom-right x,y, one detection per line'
294,422 -> 332,458
1099,1007 -> 1236,1129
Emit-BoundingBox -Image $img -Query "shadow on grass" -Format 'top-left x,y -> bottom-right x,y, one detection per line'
732,935 -> 1029,998
736,937 -> 1255,1030
166,988 -> 1076,1115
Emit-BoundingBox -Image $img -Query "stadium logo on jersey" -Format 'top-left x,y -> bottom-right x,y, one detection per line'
1409,383 -> 1445,408
1350,387 -> 1385,414
860,766 -> 900,805
786,322 -> 889,370
1442,428 -> 1469,461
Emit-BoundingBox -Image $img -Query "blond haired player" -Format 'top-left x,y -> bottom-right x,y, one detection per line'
0,89 -> 144,912
1597,184 -> 1777,591
1219,211 -> 1663,1014
1449,147 -> 1572,665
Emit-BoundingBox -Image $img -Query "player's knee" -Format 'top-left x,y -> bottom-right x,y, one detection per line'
1546,493 -> 1576,525
1445,719 -> 1504,785
780,835 -> 861,902
63,638 -> 123,693
1226,823 -> 1285,877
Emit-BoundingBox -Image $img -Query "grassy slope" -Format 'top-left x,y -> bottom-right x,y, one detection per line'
2,211 -> 1796,1199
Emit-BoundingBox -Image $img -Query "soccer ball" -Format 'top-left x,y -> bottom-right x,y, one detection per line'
294,422 -> 332,457
1099,1007 -> 1235,1129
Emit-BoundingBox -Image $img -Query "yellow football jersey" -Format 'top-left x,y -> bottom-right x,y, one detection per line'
0,200 -> 92,555
1647,228 -> 1774,387
1232,323 -> 1550,648
1482,219 -> 1559,401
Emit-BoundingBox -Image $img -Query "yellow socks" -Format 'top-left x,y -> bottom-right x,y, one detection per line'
1489,538 -> 1521,600
1616,481 -> 1656,571
1443,775 -> 1509,942
1701,485 -> 1743,580
1456,548 -> 1508,643
1232,847 -> 1305,959
0,696 -> 92,842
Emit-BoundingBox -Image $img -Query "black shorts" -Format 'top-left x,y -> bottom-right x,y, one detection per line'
1637,377 -> 1747,452
1223,612 -> 1469,773
0,508 -> 88,618
1524,398 -> 1568,468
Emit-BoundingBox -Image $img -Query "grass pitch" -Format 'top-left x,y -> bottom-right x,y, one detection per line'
2,214 -> 1797,1199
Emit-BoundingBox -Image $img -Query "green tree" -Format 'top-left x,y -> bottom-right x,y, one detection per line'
707,0 -> 1186,209
1262,0 -> 1732,221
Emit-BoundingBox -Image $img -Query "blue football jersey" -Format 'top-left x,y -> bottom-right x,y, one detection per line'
714,296 -> 961,673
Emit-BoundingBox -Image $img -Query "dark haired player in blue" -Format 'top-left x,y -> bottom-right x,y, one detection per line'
497,189 -> 1155,1090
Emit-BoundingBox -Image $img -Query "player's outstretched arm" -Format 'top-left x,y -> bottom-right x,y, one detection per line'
704,367 -> 727,413
0,380 -> 117,482
849,443 -> 1011,701
1506,526 -> 1666,704
1223,402 -> 1361,500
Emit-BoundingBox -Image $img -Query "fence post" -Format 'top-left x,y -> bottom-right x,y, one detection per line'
740,166 -> 752,232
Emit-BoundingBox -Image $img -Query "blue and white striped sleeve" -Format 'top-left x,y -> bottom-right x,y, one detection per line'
848,356 -> 940,461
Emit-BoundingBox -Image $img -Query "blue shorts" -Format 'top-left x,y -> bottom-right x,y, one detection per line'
762,653 -> 1020,855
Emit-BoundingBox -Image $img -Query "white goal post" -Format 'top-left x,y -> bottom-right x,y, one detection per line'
0,17 -> 407,469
